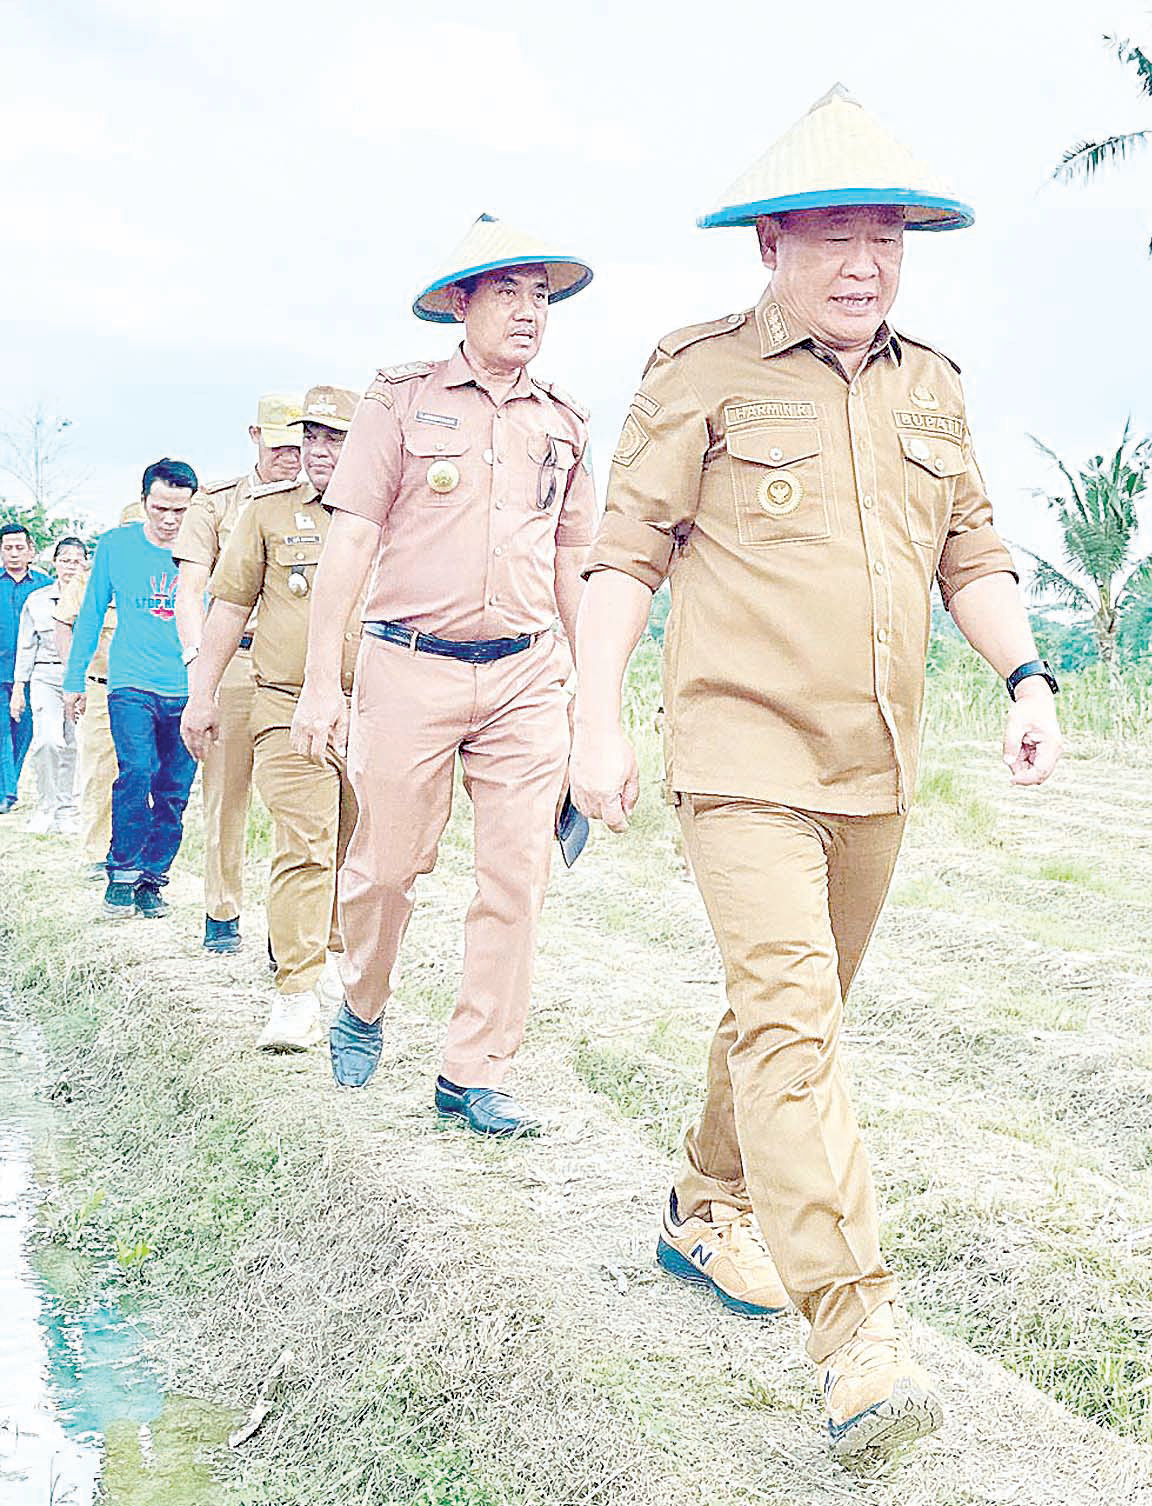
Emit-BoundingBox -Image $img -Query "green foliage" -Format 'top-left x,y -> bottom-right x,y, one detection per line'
646,583 -> 670,644
1020,427 -> 1152,663
0,495 -> 81,553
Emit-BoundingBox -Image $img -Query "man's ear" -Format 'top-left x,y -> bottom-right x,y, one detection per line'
757,216 -> 779,270
449,286 -> 468,323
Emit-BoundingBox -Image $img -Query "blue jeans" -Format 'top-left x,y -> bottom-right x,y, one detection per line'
107,688 -> 196,886
0,680 -> 33,802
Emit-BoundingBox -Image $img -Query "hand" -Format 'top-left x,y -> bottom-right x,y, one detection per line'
1003,681 -> 1063,786
570,721 -> 640,834
180,695 -> 221,761
9,685 -> 25,719
63,692 -> 86,723
290,679 -> 349,761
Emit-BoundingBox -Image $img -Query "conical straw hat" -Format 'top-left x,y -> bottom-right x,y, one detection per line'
412,214 -> 594,322
698,85 -> 973,232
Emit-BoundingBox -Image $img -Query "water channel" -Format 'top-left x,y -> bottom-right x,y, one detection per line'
0,996 -> 232,1504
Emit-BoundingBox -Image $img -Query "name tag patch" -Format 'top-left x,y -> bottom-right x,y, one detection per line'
414,410 -> 460,428
893,410 -> 964,442
283,534 -> 321,545
725,401 -> 817,425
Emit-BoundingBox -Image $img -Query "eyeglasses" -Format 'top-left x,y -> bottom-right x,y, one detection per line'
536,437 -> 557,512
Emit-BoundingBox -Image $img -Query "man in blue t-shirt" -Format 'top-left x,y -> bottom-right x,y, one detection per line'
0,522 -> 52,812
64,458 -> 200,918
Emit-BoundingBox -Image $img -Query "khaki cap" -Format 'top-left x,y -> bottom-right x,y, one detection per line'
699,84 -> 973,232
412,213 -> 593,323
255,392 -> 305,449
290,385 -> 360,433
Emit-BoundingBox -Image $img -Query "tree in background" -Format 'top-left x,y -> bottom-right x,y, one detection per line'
1054,30 -> 1151,252
0,404 -> 89,550
1022,425 -> 1152,668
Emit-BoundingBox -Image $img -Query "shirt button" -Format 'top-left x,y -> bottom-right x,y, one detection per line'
494,546 -> 503,557
933,456 -> 946,473
434,441 -> 446,452
769,447 -> 783,463
874,560 -> 885,575
862,495 -> 874,509
344,631 -> 353,640
294,552 -> 304,560
494,499 -> 504,510
876,627 -> 889,644
483,448 -> 494,464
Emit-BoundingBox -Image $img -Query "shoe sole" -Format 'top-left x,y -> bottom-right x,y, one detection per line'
656,1237 -> 788,1318
827,1382 -> 943,1461
102,904 -> 134,920
203,942 -> 241,954
435,1103 -> 541,1139
259,1034 -> 322,1053
136,909 -> 170,920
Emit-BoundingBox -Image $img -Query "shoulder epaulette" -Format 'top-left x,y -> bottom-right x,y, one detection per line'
365,362 -> 434,408
893,330 -> 962,375
199,476 -> 241,496
659,311 -> 748,358
533,378 -> 589,423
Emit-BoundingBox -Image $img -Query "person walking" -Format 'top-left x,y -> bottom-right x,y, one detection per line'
290,216 -> 596,1136
174,392 -> 304,955
63,459 -> 200,918
0,523 -> 52,813
11,536 -> 89,833
181,386 -> 359,1050
570,87 -> 1062,1459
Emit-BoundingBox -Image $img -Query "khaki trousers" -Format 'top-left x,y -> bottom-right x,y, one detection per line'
673,794 -> 905,1363
340,633 -> 570,1088
201,650 -> 256,920
252,688 -> 357,996
77,678 -> 117,864
29,676 -> 77,822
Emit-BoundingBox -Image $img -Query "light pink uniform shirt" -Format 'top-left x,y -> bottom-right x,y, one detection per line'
324,347 -> 597,640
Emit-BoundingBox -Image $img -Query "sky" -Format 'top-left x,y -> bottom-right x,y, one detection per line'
2,0 -> 1150,571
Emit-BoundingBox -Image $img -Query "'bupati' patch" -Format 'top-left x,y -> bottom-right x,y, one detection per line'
893,410 -> 964,442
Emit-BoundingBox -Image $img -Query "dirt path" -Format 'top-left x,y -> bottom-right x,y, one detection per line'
3,739 -> 1152,1503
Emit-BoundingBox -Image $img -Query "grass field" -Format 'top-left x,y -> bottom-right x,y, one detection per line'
3,645 -> 1152,1504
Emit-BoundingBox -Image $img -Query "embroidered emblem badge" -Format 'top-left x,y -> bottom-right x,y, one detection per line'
426,460 -> 461,494
910,385 -> 939,410
758,470 -> 803,516
764,302 -> 789,347
613,412 -> 650,468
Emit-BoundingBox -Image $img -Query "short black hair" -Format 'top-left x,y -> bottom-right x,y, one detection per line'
53,535 -> 88,559
141,457 -> 199,497
0,522 -> 31,544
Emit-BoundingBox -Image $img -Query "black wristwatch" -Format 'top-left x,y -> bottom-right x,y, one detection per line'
1006,659 -> 1059,701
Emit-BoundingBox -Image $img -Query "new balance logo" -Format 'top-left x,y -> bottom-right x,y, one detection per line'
690,1242 -> 713,1270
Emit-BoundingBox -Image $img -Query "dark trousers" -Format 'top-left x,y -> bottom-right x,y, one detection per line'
0,681 -> 33,802
107,687 -> 196,886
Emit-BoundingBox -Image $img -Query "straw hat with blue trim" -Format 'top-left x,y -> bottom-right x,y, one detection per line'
412,213 -> 594,323
699,84 -> 973,232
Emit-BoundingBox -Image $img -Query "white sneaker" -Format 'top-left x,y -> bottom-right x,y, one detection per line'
27,810 -> 55,834
256,991 -> 324,1052
316,955 -> 345,1012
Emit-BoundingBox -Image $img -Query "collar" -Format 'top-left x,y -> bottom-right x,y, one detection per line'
755,286 -> 902,367
442,344 -> 535,401
1,568 -> 33,585
249,470 -> 304,499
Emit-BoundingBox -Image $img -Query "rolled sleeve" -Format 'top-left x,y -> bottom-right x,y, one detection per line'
209,505 -> 264,611
555,435 -> 599,548
323,385 -> 402,527
937,442 -> 1018,609
173,497 -> 222,567
582,350 -> 709,591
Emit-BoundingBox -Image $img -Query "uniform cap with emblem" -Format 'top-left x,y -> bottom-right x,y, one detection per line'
412,213 -> 593,323
698,84 -> 973,232
255,392 -> 306,449
288,385 -> 360,433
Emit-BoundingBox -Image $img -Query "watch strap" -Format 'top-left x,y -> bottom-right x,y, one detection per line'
1006,659 -> 1058,700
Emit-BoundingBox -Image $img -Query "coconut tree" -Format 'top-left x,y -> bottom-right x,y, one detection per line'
1022,425 -> 1152,667
1054,32 -> 1151,252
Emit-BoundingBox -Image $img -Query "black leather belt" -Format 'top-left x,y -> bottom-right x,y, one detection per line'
239,634 -> 253,651
363,619 -> 541,664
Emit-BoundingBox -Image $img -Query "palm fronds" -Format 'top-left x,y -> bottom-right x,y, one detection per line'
1106,35 -> 1152,98
1054,131 -> 1150,182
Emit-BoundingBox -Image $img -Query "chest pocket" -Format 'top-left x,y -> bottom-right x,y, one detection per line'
900,433 -> 966,548
402,428 -> 472,505
527,433 -> 577,513
726,426 -> 830,546
273,539 -> 322,598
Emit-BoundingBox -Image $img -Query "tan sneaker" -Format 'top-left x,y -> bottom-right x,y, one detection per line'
821,1304 -> 943,1460
256,991 -> 324,1052
656,1191 -> 789,1317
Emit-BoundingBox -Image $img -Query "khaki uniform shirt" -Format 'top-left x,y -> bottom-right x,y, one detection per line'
585,289 -> 1017,816
324,347 -> 598,639
208,483 -> 361,697
175,473 -> 303,632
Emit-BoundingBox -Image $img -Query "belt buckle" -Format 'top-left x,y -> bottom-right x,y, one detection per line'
407,627 -> 419,655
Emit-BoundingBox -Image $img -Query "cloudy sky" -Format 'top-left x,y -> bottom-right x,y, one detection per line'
2,0 -> 1150,567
